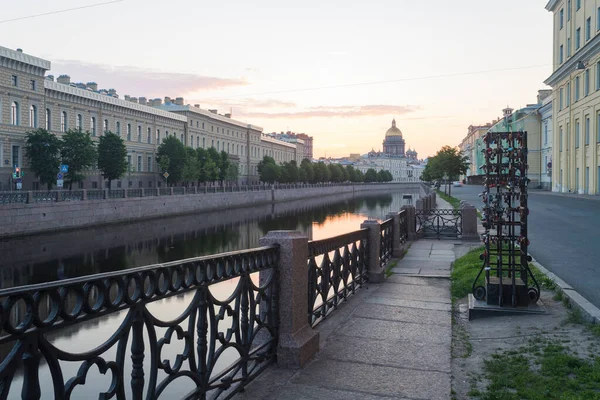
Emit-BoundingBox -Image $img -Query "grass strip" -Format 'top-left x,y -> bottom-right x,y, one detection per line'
436,189 -> 462,210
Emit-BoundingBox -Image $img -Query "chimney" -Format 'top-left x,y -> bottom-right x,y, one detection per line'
57,75 -> 71,85
224,113 -> 231,118
164,96 -> 172,104
16,48 -> 23,53
155,98 -> 162,106
108,88 -> 117,96
130,97 -> 138,103
124,95 -> 131,101
194,104 -> 200,108
46,75 -> 54,81
175,97 -> 184,106
138,97 -> 147,105
86,82 -> 98,91
209,109 -> 218,114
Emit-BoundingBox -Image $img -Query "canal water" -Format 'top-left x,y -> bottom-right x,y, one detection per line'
0,189 -> 420,399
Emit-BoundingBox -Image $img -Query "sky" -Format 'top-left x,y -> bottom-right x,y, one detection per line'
1,0 -> 553,158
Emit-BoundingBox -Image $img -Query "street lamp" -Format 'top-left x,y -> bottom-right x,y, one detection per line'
443,173 -> 449,195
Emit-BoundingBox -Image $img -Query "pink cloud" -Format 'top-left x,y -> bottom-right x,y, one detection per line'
235,104 -> 419,119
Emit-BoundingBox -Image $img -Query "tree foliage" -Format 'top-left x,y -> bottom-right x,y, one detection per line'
157,136 -> 187,185
97,132 -> 128,189
420,145 -> 468,195
60,130 -> 97,189
24,129 -> 62,190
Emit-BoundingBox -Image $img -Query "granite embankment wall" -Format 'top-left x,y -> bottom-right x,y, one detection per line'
0,183 -> 427,238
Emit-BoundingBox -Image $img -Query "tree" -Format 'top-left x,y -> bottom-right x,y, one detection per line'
60,129 -> 97,190
157,136 -> 187,185
24,129 -> 62,190
261,163 -> 281,184
97,132 -> 128,189
182,147 -> 201,184
364,168 -> 378,183
219,151 -> 230,183
226,163 -> 239,183
377,169 -> 386,182
354,169 -> 364,182
424,146 -> 469,195
313,162 -> 330,183
345,165 -> 357,182
328,163 -> 343,182
300,159 -> 314,183
282,160 -> 299,183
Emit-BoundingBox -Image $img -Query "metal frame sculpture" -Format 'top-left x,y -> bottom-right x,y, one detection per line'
472,130 -> 540,307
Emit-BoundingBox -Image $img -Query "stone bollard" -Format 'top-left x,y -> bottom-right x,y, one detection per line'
401,205 -> 417,241
103,188 -> 109,199
140,188 -> 145,197
27,191 -> 33,204
123,188 -> 128,198
432,192 -> 437,208
82,189 -> 87,201
416,198 -> 424,211
360,219 -> 384,283
460,203 -> 479,240
386,212 -> 404,258
170,187 -> 174,196
259,231 -> 319,368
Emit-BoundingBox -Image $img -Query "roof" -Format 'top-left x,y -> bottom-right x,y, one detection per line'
157,103 -> 262,131
0,46 -> 51,70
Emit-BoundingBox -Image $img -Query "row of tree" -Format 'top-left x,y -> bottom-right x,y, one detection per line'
419,145 -> 468,196
257,156 -> 394,184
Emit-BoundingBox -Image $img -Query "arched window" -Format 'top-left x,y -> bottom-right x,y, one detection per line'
137,126 -> 142,142
61,111 -> 67,132
127,124 -> 132,141
227,143 -> 230,153
180,133 -> 184,142
165,130 -> 169,137
45,109 -> 51,130
116,121 -> 121,136
76,114 -> 82,131
91,117 -> 96,136
156,129 -> 160,143
11,102 -> 19,125
29,105 -> 37,128
217,140 -> 220,151
147,127 -> 151,144
104,119 -> 109,133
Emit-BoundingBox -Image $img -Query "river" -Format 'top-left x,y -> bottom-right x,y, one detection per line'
0,189 -> 419,399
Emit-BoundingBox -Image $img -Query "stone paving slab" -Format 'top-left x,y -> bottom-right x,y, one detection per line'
352,303 -> 451,326
385,275 -> 451,289
430,249 -> 455,256
367,296 -> 452,312
291,359 -> 451,400
319,334 -> 451,373
338,317 -> 451,344
393,261 -> 450,270
375,283 -> 450,302
430,243 -> 456,251
391,267 -> 421,275
265,384 -> 397,400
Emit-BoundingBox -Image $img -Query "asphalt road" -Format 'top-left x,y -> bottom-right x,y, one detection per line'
447,184 -> 600,309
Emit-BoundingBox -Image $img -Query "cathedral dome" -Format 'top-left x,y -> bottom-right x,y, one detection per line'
385,119 -> 403,137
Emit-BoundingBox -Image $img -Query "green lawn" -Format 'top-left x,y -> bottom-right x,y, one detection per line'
436,189 -> 461,210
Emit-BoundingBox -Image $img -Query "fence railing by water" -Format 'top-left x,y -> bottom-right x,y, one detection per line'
0,206 -> 438,398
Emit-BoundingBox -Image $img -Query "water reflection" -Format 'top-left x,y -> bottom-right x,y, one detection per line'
0,190 -> 420,399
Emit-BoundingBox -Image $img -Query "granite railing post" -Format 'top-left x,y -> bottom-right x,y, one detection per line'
103,188 -> 109,199
460,202 -> 479,240
123,188 -> 128,198
360,219 -> 384,283
182,187 -> 186,195
401,205 -> 417,241
82,189 -> 87,201
26,191 -> 33,204
386,212 -> 404,257
415,198 -> 424,211
259,231 -> 319,368
140,188 -> 145,197
432,192 -> 437,208
170,187 -> 174,196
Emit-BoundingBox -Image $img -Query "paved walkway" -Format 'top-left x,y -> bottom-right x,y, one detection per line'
238,240 -> 455,400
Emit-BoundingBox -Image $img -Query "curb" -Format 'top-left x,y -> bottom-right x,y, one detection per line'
530,258 -> 600,324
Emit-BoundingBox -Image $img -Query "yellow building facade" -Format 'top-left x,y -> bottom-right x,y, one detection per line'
546,0 -> 600,194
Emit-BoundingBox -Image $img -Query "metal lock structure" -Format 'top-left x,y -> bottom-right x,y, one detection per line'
472,130 -> 540,307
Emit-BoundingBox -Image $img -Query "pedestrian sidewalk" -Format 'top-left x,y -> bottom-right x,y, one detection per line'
237,240 -> 455,400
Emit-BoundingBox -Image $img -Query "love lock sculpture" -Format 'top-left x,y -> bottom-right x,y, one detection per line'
472,130 -> 540,308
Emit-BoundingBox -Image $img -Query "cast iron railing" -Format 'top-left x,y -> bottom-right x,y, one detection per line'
415,209 -> 462,239
108,189 -> 125,199
0,247 -> 279,399
307,229 -> 369,327
60,190 -> 84,201
379,218 -> 393,268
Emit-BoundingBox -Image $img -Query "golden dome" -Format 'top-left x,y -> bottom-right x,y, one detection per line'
385,119 -> 403,137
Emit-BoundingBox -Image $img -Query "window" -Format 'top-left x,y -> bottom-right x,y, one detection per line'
227,143 -> 230,153
559,126 -> 563,151
560,45 -> 564,64
567,81 -> 571,105
576,28 -> 581,49
217,140 -> 220,151
568,0 -> 572,20
137,126 -> 142,142
567,38 -> 571,57
598,7 -> 600,31
127,124 -> 131,141
575,119 -> 580,148
585,167 -> 589,194
211,139 -> 214,147
560,8 -> 564,29
586,17 -> 591,41
103,119 -> 109,133
597,62 -> 600,90
45,109 -> 51,130
191,136 -> 194,147
180,133 -> 184,142
585,116 -> 590,145
585,69 -> 590,96
30,80 -> 36,91
598,113 -> 600,143
12,145 -> 20,167
11,75 -> 17,87
165,130 -> 169,137
147,156 -> 152,172
203,137 -> 206,148
137,156 -> 142,172
91,117 -> 96,136
576,0 -> 581,11
157,129 -> 160,143
544,123 -> 548,144
127,155 -> 132,170
575,76 -> 580,101
559,87 -> 564,110
29,105 -> 37,128
10,102 -> 19,125
76,114 -> 82,131
202,122 -> 205,129
217,127 -> 219,133
116,121 -> 121,136
576,167 -> 580,192
147,127 -> 151,143
61,111 -> 67,132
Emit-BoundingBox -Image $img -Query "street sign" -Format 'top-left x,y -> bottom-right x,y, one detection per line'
60,165 -> 69,173
16,183 -> 22,190
57,173 -> 63,180
163,172 -> 169,179
57,179 -> 64,188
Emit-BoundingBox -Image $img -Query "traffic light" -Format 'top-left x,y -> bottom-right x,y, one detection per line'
12,167 -> 22,179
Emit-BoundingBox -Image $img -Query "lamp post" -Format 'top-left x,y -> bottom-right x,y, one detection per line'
443,173 -> 449,195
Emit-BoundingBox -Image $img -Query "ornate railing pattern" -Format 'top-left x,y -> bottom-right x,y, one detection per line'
0,192 -> 27,204
173,188 -> 185,195
108,189 -> 125,199
87,189 -> 104,200
307,229 -> 369,327
379,218 -> 393,268
416,209 -> 462,239
0,247 -> 280,399
145,188 -> 158,197
32,191 -> 58,203
127,188 -> 142,198
60,190 -> 84,201
159,188 -> 171,196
